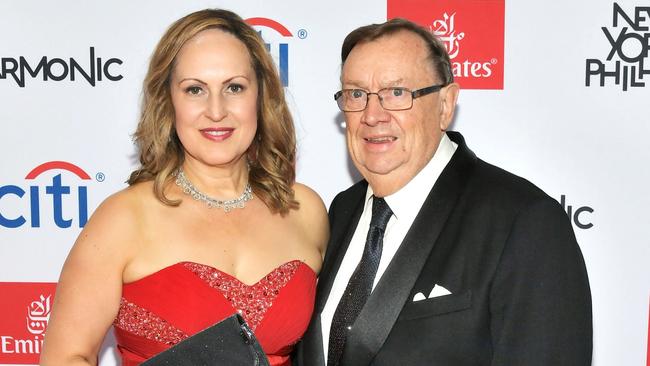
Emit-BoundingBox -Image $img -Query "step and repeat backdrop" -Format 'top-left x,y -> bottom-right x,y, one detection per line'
1,0 -> 648,365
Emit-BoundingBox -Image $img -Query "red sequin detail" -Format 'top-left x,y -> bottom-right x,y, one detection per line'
184,261 -> 301,330
113,298 -> 188,345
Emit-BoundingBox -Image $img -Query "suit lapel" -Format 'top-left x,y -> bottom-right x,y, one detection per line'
341,132 -> 476,365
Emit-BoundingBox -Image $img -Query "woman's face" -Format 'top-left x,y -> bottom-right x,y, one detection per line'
170,28 -> 258,170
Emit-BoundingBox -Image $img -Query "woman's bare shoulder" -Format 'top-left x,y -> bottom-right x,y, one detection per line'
291,182 -> 329,255
292,183 -> 327,219
76,181 -> 157,254
90,182 -> 148,224
40,182 -> 158,363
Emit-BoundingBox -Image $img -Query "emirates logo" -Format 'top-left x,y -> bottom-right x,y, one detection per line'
431,12 -> 465,59
388,0 -> 505,89
26,295 -> 51,335
0,282 -> 57,363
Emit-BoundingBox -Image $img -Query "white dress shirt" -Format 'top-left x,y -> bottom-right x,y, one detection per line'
320,133 -> 458,359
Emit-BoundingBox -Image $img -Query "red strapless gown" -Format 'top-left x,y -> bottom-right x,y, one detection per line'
112,260 -> 316,366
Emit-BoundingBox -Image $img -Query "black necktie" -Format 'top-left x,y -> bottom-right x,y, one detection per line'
327,196 -> 393,366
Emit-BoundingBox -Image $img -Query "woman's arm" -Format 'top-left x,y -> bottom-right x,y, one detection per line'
292,183 -> 329,268
40,190 -> 139,365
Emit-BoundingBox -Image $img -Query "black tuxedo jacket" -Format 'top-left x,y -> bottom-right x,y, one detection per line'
296,131 -> 592,365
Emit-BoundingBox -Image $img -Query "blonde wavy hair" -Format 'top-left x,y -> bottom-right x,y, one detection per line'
128,9 -> 298,215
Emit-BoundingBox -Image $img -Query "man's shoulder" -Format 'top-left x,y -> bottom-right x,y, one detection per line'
331,180 -> 367,205
470,158 -> 555,209
448,131 -> 554,207
446,132 -> 567,228
327,180 -> 367,221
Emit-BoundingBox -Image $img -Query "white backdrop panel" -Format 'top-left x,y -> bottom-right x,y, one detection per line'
0,1 -> 647,365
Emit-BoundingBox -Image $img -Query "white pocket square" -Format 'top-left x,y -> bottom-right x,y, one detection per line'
428,284 -> 452,298
412,292 -> 427,301
412,284 -> 452,302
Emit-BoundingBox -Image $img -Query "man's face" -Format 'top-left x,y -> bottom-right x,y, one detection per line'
341,31 -> 458,196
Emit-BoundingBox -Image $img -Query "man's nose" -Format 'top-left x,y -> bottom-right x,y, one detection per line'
361,93 -> 390,126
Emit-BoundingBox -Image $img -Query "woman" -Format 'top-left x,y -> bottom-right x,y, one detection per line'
40,9 -> 328,366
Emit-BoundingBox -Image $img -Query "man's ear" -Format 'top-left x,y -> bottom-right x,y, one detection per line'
439,83 -> 460,130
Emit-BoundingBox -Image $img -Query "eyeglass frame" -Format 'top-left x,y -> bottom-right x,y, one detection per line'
333,84 -> 445,112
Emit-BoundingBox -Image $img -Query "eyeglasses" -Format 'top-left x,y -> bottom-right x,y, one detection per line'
334,84 -> 445,112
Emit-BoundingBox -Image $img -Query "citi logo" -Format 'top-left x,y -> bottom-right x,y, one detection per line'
247,17 -> 297,87
431,12 -> 495,78
585,3 -> 650,91
0,47 -> 123,88
0,161 -> 95,228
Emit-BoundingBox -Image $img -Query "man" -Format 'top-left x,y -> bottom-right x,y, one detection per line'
296,18 -> 592,365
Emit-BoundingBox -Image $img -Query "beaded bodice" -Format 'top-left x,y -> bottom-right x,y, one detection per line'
115,298 -> 187,345
112,260 -> 316,366
183,261 -> 300,330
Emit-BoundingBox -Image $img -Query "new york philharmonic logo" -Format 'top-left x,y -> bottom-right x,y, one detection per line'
559,195 -> 594,230
388,0 -> 505,89
0,161 -> 102,229
586,3 -> 650,91
0,47 -> 123,87
247,17 -> 305,87
0,283 -> 57,364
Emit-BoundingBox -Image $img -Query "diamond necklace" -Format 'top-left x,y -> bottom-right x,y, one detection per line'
174,168 -> 253,212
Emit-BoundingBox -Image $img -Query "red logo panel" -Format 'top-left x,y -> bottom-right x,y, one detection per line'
388,0 -> 505,89
0,282 -> 57,364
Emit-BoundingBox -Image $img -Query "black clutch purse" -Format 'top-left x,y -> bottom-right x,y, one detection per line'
141,313 -> 270,366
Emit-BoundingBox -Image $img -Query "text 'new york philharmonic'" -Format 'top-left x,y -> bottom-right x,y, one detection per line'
0,47 -> 123,87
